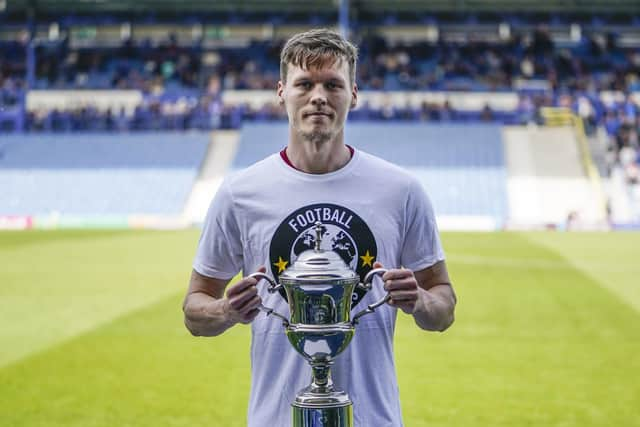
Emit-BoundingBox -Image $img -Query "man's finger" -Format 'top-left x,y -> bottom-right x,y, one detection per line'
384,277 -> 418,291
243,308 -> 261,323
382,268 -> 413,281
228,287 -> 258,310
388,290 -> 418,301
227,278 -> 258,297
228,266 -> 268,297
238,295 -> 262,314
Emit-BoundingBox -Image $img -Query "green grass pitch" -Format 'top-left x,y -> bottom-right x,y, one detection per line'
1,230 -> 638,426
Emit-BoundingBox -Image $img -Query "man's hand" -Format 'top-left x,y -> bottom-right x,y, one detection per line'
373,260 -> 456,331
183,267 -> 267,336
223,266 -> 266,324
374,261 -> 419,314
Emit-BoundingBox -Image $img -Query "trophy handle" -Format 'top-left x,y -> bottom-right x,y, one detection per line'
351,268 -> 392,325
247,272 -> 290,327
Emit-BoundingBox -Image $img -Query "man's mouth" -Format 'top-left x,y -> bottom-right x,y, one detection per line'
304,111 -> 331,118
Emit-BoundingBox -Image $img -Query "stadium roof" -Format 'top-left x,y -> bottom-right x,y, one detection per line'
4,0 -> 640,14
5,0 -> 334,13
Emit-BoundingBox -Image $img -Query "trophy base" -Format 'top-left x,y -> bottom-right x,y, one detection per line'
291,387 -> 352,427
292,404 -> 352,427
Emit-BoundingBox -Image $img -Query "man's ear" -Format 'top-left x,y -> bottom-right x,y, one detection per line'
277,81 -> 285,105
350,83 -> 358,109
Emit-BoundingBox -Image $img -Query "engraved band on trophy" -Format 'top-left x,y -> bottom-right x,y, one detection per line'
249,221 -> 391,427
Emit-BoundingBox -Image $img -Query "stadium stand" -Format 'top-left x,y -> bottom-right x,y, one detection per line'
5,28 -> 640,129
0,133 -> 209,220
182,130 -> 239,224
235,123 -> 508,229
1,0 -> 639,228
504,125 -> 605,227
2,9 -> 640,134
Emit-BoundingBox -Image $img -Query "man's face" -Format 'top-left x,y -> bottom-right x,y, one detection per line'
277,59 -> 357,145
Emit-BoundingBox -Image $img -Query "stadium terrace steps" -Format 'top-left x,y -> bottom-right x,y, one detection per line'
236,123 -> 508,229
182,131 -> 240,224
522,126 -> 583,178
503,126 -> 604,227
0,133 -> 210,219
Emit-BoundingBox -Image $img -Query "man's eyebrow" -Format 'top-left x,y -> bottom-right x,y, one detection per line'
291,74 -> 347,85
292,76 -> 312,83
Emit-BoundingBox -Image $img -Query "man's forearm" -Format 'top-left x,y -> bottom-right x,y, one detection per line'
183,292 -> 235,337
412,284 -> 456,332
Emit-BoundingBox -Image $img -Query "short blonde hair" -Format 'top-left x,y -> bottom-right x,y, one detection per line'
280,28 -> 358,85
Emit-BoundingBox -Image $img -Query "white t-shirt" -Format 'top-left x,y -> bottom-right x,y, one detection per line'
194,149 -> 445,427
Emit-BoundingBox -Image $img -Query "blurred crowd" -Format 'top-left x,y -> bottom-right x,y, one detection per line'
607,109 -> 640,187
23,95 -> 515,133
1,24 -> 640,181
2,27 -> 639,93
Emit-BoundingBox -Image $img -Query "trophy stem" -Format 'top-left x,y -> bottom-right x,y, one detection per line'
292,361 -> 352,426
310,362 -> 333,392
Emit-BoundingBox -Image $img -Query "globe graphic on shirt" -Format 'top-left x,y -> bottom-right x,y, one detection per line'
290,224 -> 358,271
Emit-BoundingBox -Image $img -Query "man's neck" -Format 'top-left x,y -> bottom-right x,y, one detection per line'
286,133 -> 352,174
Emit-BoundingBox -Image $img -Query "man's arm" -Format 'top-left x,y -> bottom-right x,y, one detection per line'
376,260 -> 456,332
182,268 -> 264,337
411,260 -> 456,331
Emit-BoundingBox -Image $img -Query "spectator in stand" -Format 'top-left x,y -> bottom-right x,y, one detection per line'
622,93 -> 638,122
5,20 -> 640,132
619,140 -> 639,184
604,110 -> 622,138
480,103 -> 494,122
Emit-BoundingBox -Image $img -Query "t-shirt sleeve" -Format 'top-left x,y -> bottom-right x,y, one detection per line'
192,180 -> 243,280
400,177 -> 445,271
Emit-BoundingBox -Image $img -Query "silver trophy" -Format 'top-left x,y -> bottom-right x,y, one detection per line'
250,222 -> 390,427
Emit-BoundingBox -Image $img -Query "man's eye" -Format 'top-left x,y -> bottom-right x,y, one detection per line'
299,82 -> 312,89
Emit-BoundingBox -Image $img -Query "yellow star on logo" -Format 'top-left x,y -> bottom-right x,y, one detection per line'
360,250 -> 374,268
273,256 -> 289,273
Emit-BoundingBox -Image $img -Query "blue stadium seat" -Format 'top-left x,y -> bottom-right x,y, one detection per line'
0,133 -> 209,216
235,123 -> 508,221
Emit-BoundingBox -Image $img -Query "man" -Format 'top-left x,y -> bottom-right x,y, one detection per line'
183,29 -> 456,427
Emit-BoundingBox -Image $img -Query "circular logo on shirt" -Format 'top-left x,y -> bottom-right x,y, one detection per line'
269,203 -> 377,308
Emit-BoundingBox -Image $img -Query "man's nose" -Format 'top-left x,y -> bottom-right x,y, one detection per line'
310,85 -> 327,106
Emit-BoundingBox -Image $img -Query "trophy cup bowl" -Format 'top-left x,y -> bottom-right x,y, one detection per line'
250,222 -> 390,427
